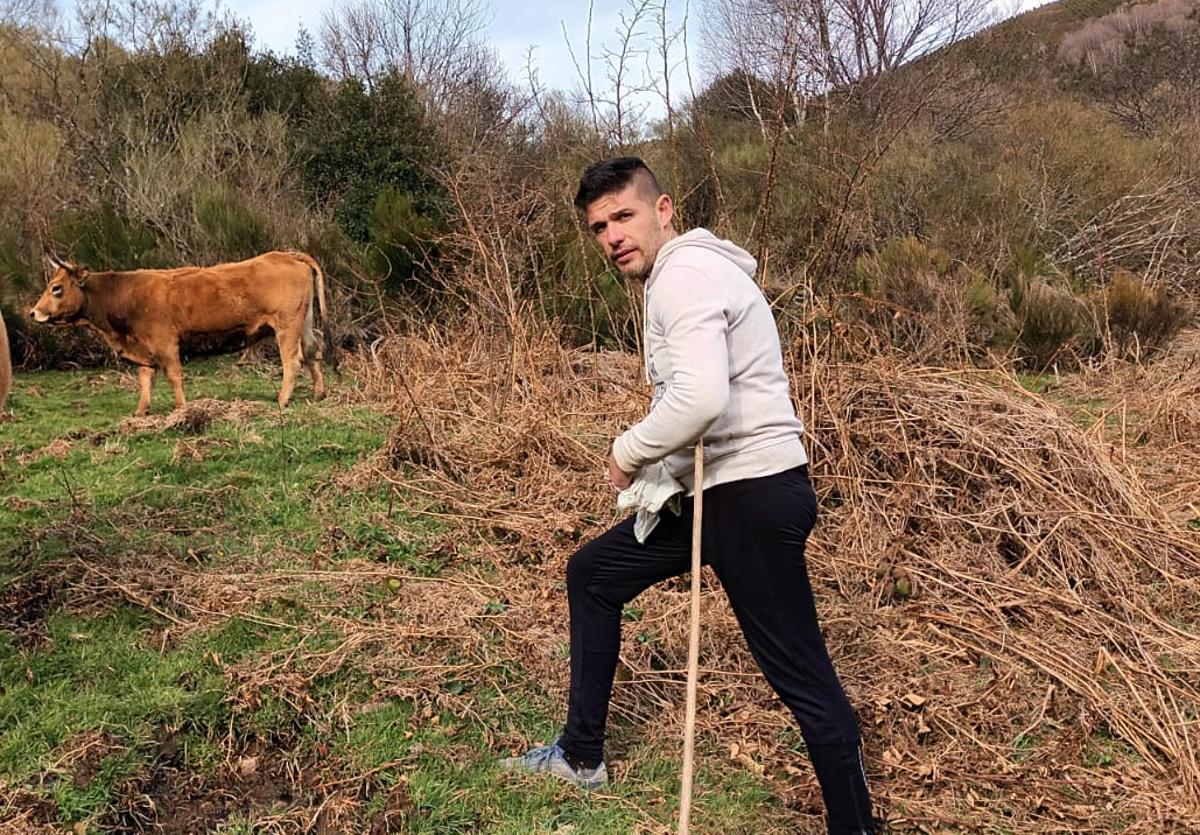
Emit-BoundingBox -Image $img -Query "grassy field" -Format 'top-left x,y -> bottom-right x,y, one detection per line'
0,360 -> 812,834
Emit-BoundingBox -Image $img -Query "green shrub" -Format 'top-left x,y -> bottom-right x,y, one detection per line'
304,73 -> 443,246
1010,276 -> 1086,368
366,187 -> 441,290
536,230 -> 636,349
193,182 -> 272,260
0,229 -> 36,295
1097,270 -> 1194,358
51,204 -> 164,271
844,236 -> 958,354
963,271 -> 1017,353
853,236 -> 950,311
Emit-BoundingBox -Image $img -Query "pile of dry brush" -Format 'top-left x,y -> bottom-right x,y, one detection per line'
336,324 -> 1200,832
10,324 -> 1198,833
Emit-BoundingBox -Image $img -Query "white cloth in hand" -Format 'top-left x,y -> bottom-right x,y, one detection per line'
616,461 -> 685,544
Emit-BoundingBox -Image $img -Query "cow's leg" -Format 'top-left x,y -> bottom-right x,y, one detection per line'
301,322 -> 325,401
275,327 -> 302,408
135,365 -> 156,416
162,350 -> 187,411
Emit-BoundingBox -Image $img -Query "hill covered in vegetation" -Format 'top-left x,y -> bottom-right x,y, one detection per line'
4,1 -> 1200,831
0,0 -> 1196,368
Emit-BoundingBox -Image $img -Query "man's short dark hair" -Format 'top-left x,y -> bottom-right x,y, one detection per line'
574,157 -> 662,212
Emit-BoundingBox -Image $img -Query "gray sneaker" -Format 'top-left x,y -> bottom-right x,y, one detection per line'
498,741 -> 609,790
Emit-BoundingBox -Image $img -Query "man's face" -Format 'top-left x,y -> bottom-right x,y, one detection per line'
584,182 -> 674,280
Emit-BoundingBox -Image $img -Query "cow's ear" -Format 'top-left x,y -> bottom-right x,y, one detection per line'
75,266 -> 90,285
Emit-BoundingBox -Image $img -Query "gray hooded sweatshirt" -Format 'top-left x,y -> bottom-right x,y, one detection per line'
611,228 -> 809,492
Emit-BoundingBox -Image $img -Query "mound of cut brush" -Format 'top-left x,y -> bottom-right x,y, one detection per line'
338,330 -> 1200,832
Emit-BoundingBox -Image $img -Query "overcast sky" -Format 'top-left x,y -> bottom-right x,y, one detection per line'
225,0 -> 1048,97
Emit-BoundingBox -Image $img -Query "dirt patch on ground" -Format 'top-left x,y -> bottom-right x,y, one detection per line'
67,732 -> 127,789
368,777 -> 417,834
0,575 -> 61,648
9,730 -> 415,834
0,786 -> 57,834
101,736 -> 342,834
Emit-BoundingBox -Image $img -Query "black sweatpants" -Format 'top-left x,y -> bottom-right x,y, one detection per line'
560,465 -> 874,834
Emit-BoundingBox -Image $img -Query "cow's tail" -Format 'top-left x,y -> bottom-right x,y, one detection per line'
295,251 -> 336,372
0,310 -> 11,412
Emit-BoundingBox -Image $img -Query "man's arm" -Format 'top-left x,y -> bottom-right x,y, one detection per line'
612,266 -> 729,475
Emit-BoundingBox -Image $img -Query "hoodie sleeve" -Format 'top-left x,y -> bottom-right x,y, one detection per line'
612,265 -> 730,473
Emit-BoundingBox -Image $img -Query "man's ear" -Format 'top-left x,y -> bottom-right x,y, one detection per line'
656,192 -> 674,229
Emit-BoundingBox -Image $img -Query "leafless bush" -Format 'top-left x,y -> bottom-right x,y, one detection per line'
1059,0 -> 1200,72
120,109 -> 298,258
1047,176 -> 1195,293
0,112 -> 63,245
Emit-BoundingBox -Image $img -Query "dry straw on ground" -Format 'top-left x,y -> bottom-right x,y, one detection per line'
322,327 -> 1200,832
10,328 -> 1199,833
119,398 -> 267,435
1053,329 -> 1200,524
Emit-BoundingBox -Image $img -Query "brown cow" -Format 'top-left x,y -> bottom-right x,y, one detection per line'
0,309 -> 10,411
30,250 -> 328,415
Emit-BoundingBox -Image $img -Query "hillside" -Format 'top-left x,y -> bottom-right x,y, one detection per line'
2,0 -> 1200,831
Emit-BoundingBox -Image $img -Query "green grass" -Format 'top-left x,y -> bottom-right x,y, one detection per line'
1083,728 -> 1139,769
1,361 -> 810,833
0,607 -> 220,781
0,360 -> 431,825
1014,372 -> 1053,394
1,358 -> 437,572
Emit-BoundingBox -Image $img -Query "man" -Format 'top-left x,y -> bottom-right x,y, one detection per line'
502,157 -> 875,834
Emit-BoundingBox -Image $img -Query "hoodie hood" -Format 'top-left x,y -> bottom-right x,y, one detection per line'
646,228 -> 758,289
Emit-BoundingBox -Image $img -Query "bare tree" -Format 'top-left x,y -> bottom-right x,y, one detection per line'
319,0 -> 491,111
697,0 -> 993,284
0,0 -> 55,32
703,0 -> 992,110
560,0 -> 659,149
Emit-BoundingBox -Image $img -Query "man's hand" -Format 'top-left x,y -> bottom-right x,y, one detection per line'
607,452 -> 634,492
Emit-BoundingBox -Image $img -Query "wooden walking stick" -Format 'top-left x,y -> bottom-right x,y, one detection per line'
678,443 -> 704,834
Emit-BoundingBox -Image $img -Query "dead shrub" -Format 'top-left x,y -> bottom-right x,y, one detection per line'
119,399 -> 266,435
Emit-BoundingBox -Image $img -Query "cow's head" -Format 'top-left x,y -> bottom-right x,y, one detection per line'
30,255 -> 89,325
